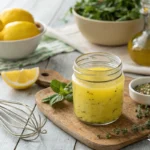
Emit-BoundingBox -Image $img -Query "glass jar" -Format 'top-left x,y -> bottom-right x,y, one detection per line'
72,52 -> 124,125
128,0 -> 150,66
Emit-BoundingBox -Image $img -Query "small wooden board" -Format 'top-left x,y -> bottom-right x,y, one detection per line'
36,69 -> 149,150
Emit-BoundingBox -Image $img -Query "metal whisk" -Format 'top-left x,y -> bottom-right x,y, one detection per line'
0,100 -> 47,141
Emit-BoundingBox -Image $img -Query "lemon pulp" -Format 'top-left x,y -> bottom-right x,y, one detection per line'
1,67 -> 39,89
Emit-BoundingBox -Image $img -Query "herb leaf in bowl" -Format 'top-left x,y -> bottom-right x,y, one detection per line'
73,0 -> 141,21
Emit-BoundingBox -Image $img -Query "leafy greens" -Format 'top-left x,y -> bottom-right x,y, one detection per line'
72,0 -> 141,21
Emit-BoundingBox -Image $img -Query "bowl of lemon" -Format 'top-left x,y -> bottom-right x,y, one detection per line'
0,8 -> 46,60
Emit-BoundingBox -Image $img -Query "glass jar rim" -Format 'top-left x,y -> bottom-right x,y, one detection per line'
73,52 -> 122,82
74,52 -> 122,71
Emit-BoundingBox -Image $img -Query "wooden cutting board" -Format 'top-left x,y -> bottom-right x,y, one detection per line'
36,69 -> 150,150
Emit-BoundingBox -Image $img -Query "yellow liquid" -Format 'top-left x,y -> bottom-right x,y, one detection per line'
128,32 -> 150,66
72,67 -> 124,125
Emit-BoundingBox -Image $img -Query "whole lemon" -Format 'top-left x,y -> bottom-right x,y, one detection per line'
0,8 -> 34,25
0,20 -> 3,31
0,21 -> 40,40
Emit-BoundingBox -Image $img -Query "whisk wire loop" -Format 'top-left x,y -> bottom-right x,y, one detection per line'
0,100 -> 47,141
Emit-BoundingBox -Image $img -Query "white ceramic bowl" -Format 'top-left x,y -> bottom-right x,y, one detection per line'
129,77 -> 150,105
73,10 -> 144,46
0,21 -> 46,60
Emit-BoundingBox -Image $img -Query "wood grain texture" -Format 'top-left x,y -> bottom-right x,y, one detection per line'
14,1 -> 78,150
50,0 -> 77,28
123,139 -> 150,150
29,0 -> 65,25
43,52 -> 149,150
0,64 -> 45,150
35,70 -> 149,150
75,142 -> 92,150
47,51 -> 81,80
0,0 -> 148,149
18,52 -> 82,150
0,1 -> 79,150
0,2 -> 50,148
16,107 -> 76,150
37,69 -> 68,88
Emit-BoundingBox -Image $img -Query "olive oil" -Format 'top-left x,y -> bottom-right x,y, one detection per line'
128,31 -> 150,66
128,1 -> 150,66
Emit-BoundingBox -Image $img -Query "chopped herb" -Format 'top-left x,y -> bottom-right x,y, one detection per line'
97,134 -> 101,139
106,133 -> 111,139
140,126 -> 145,131
113,128 -> 121,135
112,127 -> 128,136
121,128 -> 128,135
102,104 -> 150,139
134,83 -> 150,95
135,104 -> 150,119
131,125 -> 139,133
145,120 -> 150,129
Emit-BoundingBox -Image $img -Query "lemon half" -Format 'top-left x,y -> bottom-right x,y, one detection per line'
2,67 -> 39,89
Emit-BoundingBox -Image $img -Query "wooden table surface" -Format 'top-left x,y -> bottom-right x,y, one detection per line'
0,0 -> 150,150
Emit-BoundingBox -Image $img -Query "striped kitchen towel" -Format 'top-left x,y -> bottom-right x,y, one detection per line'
0,30 -> 74,71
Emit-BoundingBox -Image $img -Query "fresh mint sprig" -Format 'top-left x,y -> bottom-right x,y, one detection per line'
42,80 -> 73,106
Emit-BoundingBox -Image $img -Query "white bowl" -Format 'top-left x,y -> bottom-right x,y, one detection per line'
73,10 -> 144,46
0,21 -> 46,60
129,77 -> 150,105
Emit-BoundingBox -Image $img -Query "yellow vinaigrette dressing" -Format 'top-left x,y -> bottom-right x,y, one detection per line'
72,53 -> 124,125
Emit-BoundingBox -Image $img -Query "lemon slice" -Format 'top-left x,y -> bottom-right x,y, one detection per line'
1,67 -> 39,89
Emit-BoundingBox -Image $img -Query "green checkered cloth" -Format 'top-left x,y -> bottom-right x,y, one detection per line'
0,32 -> 74,71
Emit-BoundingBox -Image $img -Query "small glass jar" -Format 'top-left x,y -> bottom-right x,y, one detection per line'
72,52 -> 124,125
128,0 -> 150,66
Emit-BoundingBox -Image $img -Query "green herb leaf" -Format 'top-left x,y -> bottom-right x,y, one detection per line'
65,93 -> 73,102
50,80 -> 67,93
49,94 -> 64,106
43,80 -> 73,106
42,93 -> 58,103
